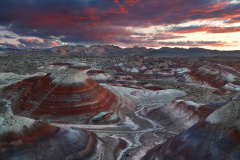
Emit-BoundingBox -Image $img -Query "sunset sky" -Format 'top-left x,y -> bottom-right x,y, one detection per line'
0,0 -> 240,50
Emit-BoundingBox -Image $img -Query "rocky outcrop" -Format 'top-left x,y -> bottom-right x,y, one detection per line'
0,114 -> 126,160
1,66 -> 134,124
185,62 -> 240,90
50,45 -> 72,55
88,45 -> 106,55
143,121 -> 240,160
143,95 -> 240,160
146,99 -> 218,132
124,46 -> 149,55
88,45 -> 125,55
72,45 -> 88,55
86,69 -> 115,82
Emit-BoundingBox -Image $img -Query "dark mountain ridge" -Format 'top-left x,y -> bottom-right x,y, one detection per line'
1,45 -> 240,58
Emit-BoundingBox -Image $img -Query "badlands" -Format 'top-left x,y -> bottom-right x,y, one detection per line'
0,53 -> 240,160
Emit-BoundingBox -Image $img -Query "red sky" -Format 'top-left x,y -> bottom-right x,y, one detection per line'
0,0 -> 240,50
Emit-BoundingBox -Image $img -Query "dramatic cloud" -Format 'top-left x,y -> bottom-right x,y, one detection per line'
227,17 -> 240,23
0,35 -> 17,39
170,25 -> 240,34
0,0 -> 240,49
17,38 -> 59,49
147,33 -> 185,40
0,42 -> 19,49
158,41 -> 238,47
0,38 -> 59,49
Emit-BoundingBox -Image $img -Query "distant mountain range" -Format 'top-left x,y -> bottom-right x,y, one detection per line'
1,45 -> 240,58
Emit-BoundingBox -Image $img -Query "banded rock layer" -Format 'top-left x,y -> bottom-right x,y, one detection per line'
146,99 -> 219,132
1,68 -> 133,124
143,95 -> 240,160
185,63 -> 240,93
0,114 -> 126,160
